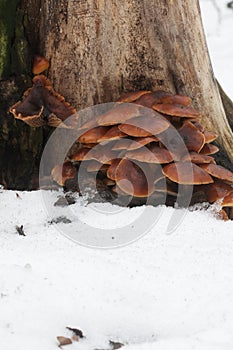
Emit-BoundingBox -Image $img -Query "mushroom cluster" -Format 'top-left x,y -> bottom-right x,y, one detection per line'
51,90 -> 233,219
9,56 -> 233,219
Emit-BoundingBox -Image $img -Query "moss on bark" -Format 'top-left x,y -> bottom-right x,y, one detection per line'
0,0 -> 46,189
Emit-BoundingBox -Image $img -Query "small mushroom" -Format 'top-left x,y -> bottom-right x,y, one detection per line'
71,146 -> 116,164
103,178 -> 116,186
178,121 -> 205,152
134,91 -> 172,108
222,192 -> 233,207
200,144 -> 219,155
156,94 -> 192,106
97,125 -> 127,142
115,159 -> 155,197
97,103 -> 141,126
70,147 -> 93,162
206,180 -> 233,203
78,126 -> 110,144
51,161 -> 76,186
152,103 -> 200,118
32,55 -> 49,74
181,152 -> 216,164
162,162 -> 214,185
118,113 -> 170,137
112,136 -> 158,151
107,159 -> 122,180
86,161 -> 109,172
203,130 -> 218,143
199,164 -> 233,182
193,121 -> 205,132
116,90 -> 151,103
125,144 -> 174,164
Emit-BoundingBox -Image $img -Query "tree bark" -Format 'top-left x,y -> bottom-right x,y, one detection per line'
1,0 -> 233,189
0,0 -> 46,189
22,0 -> 233,162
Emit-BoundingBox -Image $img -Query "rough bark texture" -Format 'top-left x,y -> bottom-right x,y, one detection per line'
0,0 -> 45,189
21,0 -> 233,162
217,80 -> 233,131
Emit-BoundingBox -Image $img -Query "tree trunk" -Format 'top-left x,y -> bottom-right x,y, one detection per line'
1,0 -> 233,189
22,0 -> 233,162
0,0 -> 48,189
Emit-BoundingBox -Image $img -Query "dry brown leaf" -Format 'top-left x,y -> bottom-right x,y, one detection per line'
57,336 -> 72,347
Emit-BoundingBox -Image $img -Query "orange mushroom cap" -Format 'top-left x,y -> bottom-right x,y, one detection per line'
200,144 -> 219,155
134,91 -> 172,108
107,159 -> 122,180
116,90 -> 151,103
203,130 -> 218,143
97,125 -> 127,142
199,164 -> 233,182
51,161 -> 76,186
152,103 -> 200,118
112,136 -> 158,151
32,55 -> 49,75
78,126 -> 110,144
118,113 -> 170,138
97,103 -> 141,126
206,180 -> 233,203
162,162 -> 214,185
222,192 -> 233,207
86,161 -> 109,172
71,146 -> 116,164
156,94 -> 192,106
178,121 -> 205,152
125,144 -> 174,164
115,159 -> 155,197
181,152 -> 216,164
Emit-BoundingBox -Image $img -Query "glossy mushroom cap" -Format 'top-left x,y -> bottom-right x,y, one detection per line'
112,136 -> 158,151
206,180 -> 233,203
162,162 -> 214,185
133,91 -> 172,108
200,144 -> 219,155
71,146 -> 116,164
222,192 -> 233,207
156,94 -> 192,106
178,121 -> 205,152
97,103 -> 141,126
152,103 -> 200,118
125,144 -> 174,164
181,152 -> 216,164
116,91 -> 151,103
78,126 -> 110,144
199,164 -> 233,182
115,159 -> 155,197
118,113 -> 170,137
97,125 -> 127,142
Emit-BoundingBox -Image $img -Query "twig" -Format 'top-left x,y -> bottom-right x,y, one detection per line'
15,225 -> 26,236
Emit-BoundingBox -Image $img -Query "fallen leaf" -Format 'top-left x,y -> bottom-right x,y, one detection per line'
57,336 -> 72,347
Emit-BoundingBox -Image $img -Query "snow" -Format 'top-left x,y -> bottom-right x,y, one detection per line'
200,0 -> 233,99
1,2 -> 233,350
1,189 -> 233,350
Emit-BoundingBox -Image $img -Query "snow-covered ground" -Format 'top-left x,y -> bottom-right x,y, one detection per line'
0,2 -> 233,350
